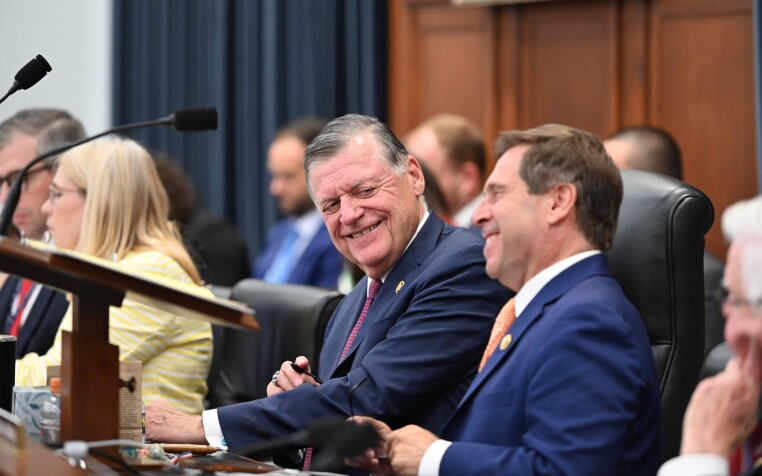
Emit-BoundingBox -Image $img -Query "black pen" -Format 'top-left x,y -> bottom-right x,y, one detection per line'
290,362 -> 324,384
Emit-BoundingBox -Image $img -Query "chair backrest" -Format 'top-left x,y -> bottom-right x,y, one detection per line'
606,170 -> 714,460
205,279 -> 343,409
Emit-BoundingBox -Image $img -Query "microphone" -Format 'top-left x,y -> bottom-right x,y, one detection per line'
0,107 -> 218,236
0,55 -> 52,105
310,420 -> 380,472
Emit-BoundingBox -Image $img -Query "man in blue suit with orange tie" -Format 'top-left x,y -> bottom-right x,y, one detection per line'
351,124 -> 662,475
146,114 -> 513,472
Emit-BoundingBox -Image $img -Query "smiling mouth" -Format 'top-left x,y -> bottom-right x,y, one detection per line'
350,223 -> 380,239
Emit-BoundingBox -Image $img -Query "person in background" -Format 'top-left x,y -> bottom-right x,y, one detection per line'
404,114 -> 485,230
350,124 -> 662,476
605,125 -> 725,357
0,109 -> 85,357
659,233 -> 762,476
15,135 -> 213,414
153,151 -> 250,287
145,114 -> 512,475
252,117 -> 343,289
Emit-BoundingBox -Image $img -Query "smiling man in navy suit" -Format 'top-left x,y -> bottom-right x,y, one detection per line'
146,114 -> 512,471
351,124 -> 662,476
0,109 -> 85,357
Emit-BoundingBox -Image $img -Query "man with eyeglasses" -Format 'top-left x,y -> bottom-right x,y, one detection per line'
659,233 -> 762,476
0,109 -> 85,357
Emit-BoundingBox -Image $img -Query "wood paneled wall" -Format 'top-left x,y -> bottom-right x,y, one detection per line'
389,0 -> 758,259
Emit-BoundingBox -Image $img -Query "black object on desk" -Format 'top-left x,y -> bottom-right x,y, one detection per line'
0,335 -> 15,412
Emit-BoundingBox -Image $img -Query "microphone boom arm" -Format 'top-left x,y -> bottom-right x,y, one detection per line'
0,113 -> 190,236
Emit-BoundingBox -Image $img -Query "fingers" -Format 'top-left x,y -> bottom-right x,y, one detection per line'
270,357 -> 317,392
350,416 -> 393,438
294,355 -> 312,372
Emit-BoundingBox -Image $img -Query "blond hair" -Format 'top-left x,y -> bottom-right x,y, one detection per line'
57,135 -> 201,283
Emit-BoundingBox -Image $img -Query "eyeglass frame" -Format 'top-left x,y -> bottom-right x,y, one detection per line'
47,183 -> 85,205
0,163 -> 53,191
715,287 -> 762,313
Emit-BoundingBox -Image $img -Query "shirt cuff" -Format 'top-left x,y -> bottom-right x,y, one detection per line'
202,408 -> 228,450
658,454 -> 728,476
418,439 -> 452,476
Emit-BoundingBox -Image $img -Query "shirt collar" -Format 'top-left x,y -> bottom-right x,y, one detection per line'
367,210 -> 431,292
514,250 -> 601,317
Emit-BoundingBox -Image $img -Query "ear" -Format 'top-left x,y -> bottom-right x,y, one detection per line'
407,155 -> 426,196
546,182 -> 577,226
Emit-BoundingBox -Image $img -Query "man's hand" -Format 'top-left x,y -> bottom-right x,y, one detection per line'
145,399 -> 207,444
266,356 -> 319,396
386,425 -> 439,476
681,358 -> 761,458
345,416 -> 395,474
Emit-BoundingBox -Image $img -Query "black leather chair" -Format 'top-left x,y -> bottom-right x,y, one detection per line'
606,170 -> 714,460
205,279 -> 343,409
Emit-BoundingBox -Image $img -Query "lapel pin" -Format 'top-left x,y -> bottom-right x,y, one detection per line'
499,334 -> 512,351
396,280 -> 405,293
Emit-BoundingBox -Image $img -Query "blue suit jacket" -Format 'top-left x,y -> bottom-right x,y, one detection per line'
218,214 -> 513,448
0,276 -> 69,358
252,218 -> 343,290
439,255 -> 662,476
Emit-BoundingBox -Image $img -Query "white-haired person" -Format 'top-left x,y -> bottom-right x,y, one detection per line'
659,195 -> 762,476
15,135 -> 213,414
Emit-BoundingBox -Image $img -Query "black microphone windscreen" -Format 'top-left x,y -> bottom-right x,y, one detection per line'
14,55 -> 52,90
172,107 -> 218,131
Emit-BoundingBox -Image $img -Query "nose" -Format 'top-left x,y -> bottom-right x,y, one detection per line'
41,196 -> 52,216
269,178 -> 281,198
339,196 -> 365,225
472,197 -> 490,229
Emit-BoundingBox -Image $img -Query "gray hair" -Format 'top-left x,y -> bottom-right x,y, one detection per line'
304,114 -> 409,196
722,195 -> 762,243
37,117 -> 87,167
736,234 -> 762,304
0,108 -> 78,149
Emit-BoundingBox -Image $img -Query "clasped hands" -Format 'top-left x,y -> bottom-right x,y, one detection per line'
346,416 -> 439,476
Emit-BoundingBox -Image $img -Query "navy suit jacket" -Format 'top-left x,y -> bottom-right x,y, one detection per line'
218,214 -> 513,448
0,276 -> 69,358
439,255 -> 662,476
252,218 -> 343,290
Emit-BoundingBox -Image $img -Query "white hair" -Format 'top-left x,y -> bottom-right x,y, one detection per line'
738,235 -> 762,304
722,195 -> 762,242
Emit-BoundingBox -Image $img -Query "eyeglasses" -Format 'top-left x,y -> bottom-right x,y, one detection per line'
0,165 -> 52,191
48,184 -> 84,205
716,287 -> 762,313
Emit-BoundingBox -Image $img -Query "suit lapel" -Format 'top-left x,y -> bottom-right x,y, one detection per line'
0,276 -> 18,333
445,255 -> 611,424
328,214 -> 446,375
17,285 -> 51,353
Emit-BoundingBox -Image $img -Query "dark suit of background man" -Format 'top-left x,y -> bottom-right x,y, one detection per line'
146,114 -> 513,472
404,114 -> 485,230
252,117 -> 343,289
0,110 -> 85,357
352,124 -> 662,476
604,125 -> 725,358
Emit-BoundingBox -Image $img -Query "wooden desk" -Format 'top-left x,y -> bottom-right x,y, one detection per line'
0,238 -> 258,443
0,438 -> 88,476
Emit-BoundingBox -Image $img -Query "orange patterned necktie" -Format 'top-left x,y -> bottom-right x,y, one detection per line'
479,298 -> 516,371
